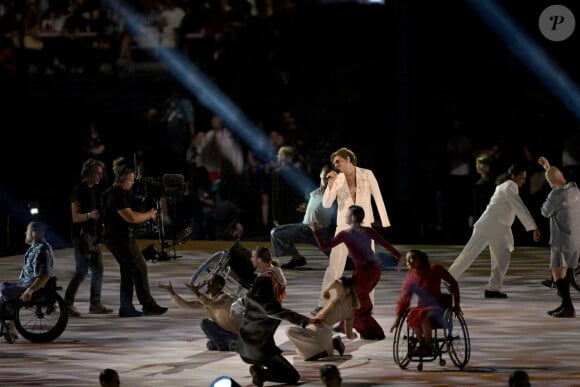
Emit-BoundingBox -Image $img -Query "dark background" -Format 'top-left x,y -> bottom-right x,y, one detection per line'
2,0 -> 580,255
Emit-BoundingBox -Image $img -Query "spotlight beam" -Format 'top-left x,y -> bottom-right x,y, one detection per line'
466,0 -> 580,120
101,0 -> 315,194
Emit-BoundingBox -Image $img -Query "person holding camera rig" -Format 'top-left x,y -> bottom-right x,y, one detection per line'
102,159 -> 168,317
65,159 -> 113,317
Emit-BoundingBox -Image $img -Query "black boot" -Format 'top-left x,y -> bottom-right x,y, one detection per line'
553,279 -> 576,318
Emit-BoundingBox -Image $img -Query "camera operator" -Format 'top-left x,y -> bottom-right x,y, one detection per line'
64,159 -> 113,317
101,160 -> 168,317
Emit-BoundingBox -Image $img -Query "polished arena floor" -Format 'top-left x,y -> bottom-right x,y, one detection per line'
0,240 -> 579,387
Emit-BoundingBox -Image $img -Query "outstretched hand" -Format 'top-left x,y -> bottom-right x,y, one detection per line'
538,156 -> 551,171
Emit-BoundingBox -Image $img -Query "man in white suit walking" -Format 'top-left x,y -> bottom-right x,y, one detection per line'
447,164 -> 540,298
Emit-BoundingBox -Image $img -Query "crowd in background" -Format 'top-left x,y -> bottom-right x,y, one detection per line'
0,0 -> 299,78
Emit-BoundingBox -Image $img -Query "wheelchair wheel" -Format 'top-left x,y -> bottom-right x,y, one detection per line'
14,292 -> 68,343
444,309 -> 471,369
392,312 -> 411,369
190,251 -> 229,291
191,250 -> 249,298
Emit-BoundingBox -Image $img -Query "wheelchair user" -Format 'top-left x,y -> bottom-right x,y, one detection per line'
0,221 -> 56,341
389,249 -> 461,356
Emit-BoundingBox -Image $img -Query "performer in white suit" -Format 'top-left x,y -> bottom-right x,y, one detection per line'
447,164 -> 540,298
313,147 -> 391,313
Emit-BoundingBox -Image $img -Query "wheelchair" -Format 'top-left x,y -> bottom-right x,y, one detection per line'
0,277 -> 69,344
392,295 -> 470,371
190,240 -> 257,298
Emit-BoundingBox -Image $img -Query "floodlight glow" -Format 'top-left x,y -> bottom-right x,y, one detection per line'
28,202 -> 39,216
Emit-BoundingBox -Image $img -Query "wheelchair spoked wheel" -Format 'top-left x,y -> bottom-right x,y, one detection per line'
190,251 -> 229,292
14,292 -> 68,343
444,309 -> 471,369
392,311 -> 411,369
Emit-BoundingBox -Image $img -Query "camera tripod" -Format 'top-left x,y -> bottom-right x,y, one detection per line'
140,174 -> 191,262
150,194 -> 192,261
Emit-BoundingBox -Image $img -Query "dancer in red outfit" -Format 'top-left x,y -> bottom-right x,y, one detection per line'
390,249 -> 461,355
310,205 -> 402,340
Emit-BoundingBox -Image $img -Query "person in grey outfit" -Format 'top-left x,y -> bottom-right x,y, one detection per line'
538,156 -> 580,318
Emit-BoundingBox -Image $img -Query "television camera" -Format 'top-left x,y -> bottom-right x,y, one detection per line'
133,174 -> 192,261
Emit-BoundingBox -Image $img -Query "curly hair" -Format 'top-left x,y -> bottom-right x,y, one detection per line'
330,147 -> 357,166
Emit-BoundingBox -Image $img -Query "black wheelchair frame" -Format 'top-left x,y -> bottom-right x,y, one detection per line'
392,298 -> 471,371
0,277 -> 69,343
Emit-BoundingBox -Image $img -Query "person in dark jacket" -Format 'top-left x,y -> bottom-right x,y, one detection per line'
233,275 -> 322,386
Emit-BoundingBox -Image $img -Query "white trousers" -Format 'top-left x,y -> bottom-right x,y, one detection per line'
448,226 -> 512,292
286,323 -> 333,360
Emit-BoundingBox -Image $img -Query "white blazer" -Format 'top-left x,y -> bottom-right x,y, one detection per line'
475,179 -> 537,251
322,166 -> 390,229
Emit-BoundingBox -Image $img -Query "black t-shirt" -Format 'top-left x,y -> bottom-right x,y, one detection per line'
102,185 -> 133,240
70,181 -> 101,237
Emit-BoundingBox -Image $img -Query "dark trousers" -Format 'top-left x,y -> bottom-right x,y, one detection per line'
270,223 -> 334,257
241,354 -> 300,385
200,318 -> 238,350
65,234 -> 104,307
105,239 -> 156,312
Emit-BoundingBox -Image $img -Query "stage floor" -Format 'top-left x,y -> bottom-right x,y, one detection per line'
0,240 -> 578,387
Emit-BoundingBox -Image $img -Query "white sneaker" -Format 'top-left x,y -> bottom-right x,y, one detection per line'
4,321 -> 18,343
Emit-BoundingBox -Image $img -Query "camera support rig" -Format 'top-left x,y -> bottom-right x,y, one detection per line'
141,174 -> 191,261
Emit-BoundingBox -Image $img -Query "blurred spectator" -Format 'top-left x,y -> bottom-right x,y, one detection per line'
0,35 -> 16,79
99,368 -> 120,387
81,118 -> 108,163
320,364 -> 342,387
198,114 -> 244,182
244,148 -> 272,232
211,159 -> 249,240
115,0 -> 164,76
159,0 -> 185,48
470,154 -> 495,227
158,84 -> 196,174
271,145 -> 304,227
508,370 -> 530,387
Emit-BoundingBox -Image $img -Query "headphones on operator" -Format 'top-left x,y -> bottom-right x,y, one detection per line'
81,159 -> 104,177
